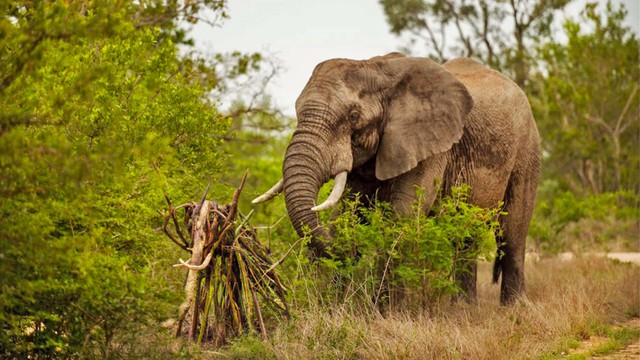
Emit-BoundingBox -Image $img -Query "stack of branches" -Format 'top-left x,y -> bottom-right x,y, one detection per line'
161,172 -> 289,346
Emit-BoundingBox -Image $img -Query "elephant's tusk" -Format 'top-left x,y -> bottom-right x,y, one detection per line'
173,252 -> 213,271
251,179 -> 284,204
311,171 -> 348,212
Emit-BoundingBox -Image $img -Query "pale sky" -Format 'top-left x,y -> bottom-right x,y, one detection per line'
191,0 -> 639,117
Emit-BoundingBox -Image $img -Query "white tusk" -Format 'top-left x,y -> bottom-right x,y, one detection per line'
252,179 -> 284,204
311,171 -> 348,212
173,252 -> 213,271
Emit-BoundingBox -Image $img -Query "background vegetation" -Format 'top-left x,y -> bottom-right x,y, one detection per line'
1,0 -> 637,358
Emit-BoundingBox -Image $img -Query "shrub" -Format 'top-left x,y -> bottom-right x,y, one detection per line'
289,185 -> 502,310
0,3 -> 229,357
529,180 -> 639,254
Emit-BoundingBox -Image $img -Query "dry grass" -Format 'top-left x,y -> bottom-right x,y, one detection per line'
222,257 -> 639,359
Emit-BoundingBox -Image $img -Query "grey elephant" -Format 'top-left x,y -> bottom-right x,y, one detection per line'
253,52 -> 541,305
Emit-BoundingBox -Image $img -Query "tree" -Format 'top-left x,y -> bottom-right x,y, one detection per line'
0,1 -> 238,357
531,1 -> 639,195
379,0 -> 573,87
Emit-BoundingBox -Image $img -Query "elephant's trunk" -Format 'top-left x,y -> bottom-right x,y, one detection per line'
282,127 -> 332,258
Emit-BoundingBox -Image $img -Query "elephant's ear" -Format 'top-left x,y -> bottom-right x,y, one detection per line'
375,58 -> 473,181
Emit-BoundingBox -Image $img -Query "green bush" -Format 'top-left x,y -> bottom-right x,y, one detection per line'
0,2 -> 230,357
529,180 -> 639,254
287,185 -> 502,310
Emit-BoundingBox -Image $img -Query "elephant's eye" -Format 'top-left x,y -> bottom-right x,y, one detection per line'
349,109 -> 360,122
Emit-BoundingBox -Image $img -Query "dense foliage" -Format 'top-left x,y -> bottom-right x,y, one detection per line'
527,2 -> 639,251
531,2 -> 639,195
0,1 -> 233,357
294,186 -> 502,310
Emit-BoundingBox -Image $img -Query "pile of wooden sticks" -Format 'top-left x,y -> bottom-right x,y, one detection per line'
162,173 -> 289,346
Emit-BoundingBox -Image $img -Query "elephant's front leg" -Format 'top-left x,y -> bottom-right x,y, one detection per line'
388,153 -> 479,304
452,238 -> 478,304
387,153 -> 448,215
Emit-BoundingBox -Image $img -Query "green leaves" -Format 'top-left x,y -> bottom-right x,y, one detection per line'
304,185 -> 501,308
0,1 -> 231,357
531,1 -> 639,196
529,180 -> 639,253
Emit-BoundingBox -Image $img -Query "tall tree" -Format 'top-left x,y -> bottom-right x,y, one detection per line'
380,0 -> 573,87
0,1 -> 245,357
531,1 -> 639,195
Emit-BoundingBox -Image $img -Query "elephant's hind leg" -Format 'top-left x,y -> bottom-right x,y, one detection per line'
495,167 -> 539,305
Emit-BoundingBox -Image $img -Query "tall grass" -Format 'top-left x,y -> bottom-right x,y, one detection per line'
222,257 -> 639,359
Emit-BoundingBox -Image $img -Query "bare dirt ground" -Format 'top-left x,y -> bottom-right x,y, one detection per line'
608,340 -> 640,360
561,299 -> 640,359
591,318 -> 640,360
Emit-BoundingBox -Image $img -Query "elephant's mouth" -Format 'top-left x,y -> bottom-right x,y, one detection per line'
252,171 -> 348,213
253,170 -> 348,258
310,171 -> 348,211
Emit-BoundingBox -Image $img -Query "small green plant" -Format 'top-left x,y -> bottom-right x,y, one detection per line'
226,334 -> 277,360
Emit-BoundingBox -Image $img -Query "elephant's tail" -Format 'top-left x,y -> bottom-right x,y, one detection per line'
492,253 -> 502,284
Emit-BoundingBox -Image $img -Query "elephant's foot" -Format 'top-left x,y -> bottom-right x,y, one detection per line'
499,278 -> 525,306
453,258 -> 478,305
452,288 -> 478,305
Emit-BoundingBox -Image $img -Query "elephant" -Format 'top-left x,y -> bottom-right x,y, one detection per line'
253,52 -> 541,305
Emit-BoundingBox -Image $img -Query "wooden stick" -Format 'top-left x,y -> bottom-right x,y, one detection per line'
251,286 -> 268,340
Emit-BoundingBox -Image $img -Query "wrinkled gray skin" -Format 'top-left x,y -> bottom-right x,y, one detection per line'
276,53 -> 540,305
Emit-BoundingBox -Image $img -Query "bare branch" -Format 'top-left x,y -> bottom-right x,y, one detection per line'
164,193 -> 190,248
414,19 -> 446,61
260,237 -> 304,281
173,252 -> 213,270
585,114 -> 613,135
478,0 -> 498,66
444,1 -> 474,57
616,84 -> 639,135
191,183 -> 211,224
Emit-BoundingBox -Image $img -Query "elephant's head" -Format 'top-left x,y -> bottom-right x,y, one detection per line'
254,53 -> 473,257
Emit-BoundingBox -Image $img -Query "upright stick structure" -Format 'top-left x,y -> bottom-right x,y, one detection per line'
162,172 -> 289,346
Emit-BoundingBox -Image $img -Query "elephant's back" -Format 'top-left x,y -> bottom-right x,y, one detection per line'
443,58 -> 534,132
442,58 -> 540,208
443,58 -> 538,152
442,58 -> 491,79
